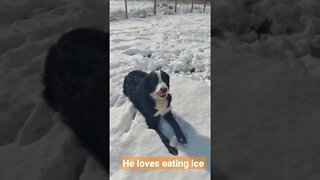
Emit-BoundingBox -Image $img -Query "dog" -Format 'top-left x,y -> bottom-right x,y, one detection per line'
42,27 -> 108,169
123,70 -> 187,155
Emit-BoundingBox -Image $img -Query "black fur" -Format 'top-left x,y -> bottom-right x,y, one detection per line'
123,70 -> 187,155
42,27 -> 108,169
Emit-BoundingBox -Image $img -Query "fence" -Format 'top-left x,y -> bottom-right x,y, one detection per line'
110,0 -> 210,20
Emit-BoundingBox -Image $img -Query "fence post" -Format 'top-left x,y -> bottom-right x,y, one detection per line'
124,0 -> 128,18
191,0 -> 194,12
204,0 -> 206,12
175,0 -> 178,12
154,0 -> 157,15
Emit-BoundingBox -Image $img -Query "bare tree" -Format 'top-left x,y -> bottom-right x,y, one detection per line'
175,0 -> 178,12
204,0 -> 206,12
124,0 -> 128,18
154,0 -> 157,15
191,0 -> 194,12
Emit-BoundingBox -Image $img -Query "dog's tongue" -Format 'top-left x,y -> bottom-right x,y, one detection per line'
156,91 -> 165,97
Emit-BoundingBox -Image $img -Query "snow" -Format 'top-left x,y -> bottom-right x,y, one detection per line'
110,7 -> 211,180
0,0 -> 210,179
0,0 -> 108,179
3,0 -> 319,178
212,0 -> 320,179
110,77 -> 210,179
110,14 -> 211,82
212,0 -> 320,59
1,0 -> 318,178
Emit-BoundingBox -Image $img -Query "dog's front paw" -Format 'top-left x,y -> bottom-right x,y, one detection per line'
177,136 -> 187,145
168,146 -> 178,156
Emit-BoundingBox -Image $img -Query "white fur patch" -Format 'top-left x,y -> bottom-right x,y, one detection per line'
169,136 -> 178,147
156,70 -> 163,82
150,70 -> 171,116
150,70 -> 169,100
153,99 -> 171,117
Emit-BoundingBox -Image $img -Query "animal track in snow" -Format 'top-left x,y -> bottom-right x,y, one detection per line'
114,93 -> 127,108
16,100 -> 55,146
110,45 -> 130,51
122,48 -> 152,57
0,102 -> 35,146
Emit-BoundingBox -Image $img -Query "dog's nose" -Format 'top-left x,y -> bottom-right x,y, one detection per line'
161,87 -> 167,93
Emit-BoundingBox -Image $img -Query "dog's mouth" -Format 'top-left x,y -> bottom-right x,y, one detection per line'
156,91 -> 167,98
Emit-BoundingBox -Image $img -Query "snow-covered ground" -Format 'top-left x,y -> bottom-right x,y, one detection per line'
0,0 -> 108,180
212,0 -> 320,61
110,11 -> 211,180
0,0 -> 210,179
212,0 -> 320,179
2,0 -> 319,178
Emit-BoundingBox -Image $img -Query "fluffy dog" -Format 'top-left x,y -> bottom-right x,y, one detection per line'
123,70 -> 187,155
42,27 -> 108,169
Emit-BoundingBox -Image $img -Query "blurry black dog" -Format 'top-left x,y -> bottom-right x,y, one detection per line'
123,70 -> 187,155
42,27 -> 107,169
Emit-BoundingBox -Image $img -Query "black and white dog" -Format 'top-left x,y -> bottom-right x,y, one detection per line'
123,70 -> 187,155
42,27 -> 108,169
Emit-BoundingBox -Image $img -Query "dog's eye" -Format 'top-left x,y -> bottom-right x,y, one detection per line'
162,75 -> 169,87
144,76 -> 157,92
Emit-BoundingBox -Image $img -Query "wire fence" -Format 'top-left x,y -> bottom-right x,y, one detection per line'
110,0 -> 210,21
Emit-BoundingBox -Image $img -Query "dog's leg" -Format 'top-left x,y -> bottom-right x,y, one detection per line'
163,111 -> 187,145
154,127 -> 179,156
145,115 -> 178,155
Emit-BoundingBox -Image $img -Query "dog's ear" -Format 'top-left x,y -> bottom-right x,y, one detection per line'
161,71 -> 170,88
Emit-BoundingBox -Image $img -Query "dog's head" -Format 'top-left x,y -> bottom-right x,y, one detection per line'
144,70 -> 170,100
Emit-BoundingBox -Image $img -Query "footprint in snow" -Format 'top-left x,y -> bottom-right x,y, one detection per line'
16,100 -> 55,146
114,93 -> 127,108
122,49 -> 152,58
125,105 -> 138,133
110,45 -> 130,51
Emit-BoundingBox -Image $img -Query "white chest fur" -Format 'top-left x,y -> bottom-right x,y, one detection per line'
153,99 -> 171,117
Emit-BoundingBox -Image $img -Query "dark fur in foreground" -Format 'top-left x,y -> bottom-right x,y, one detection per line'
42,27 -> 107,169
123,70 -> 187,155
